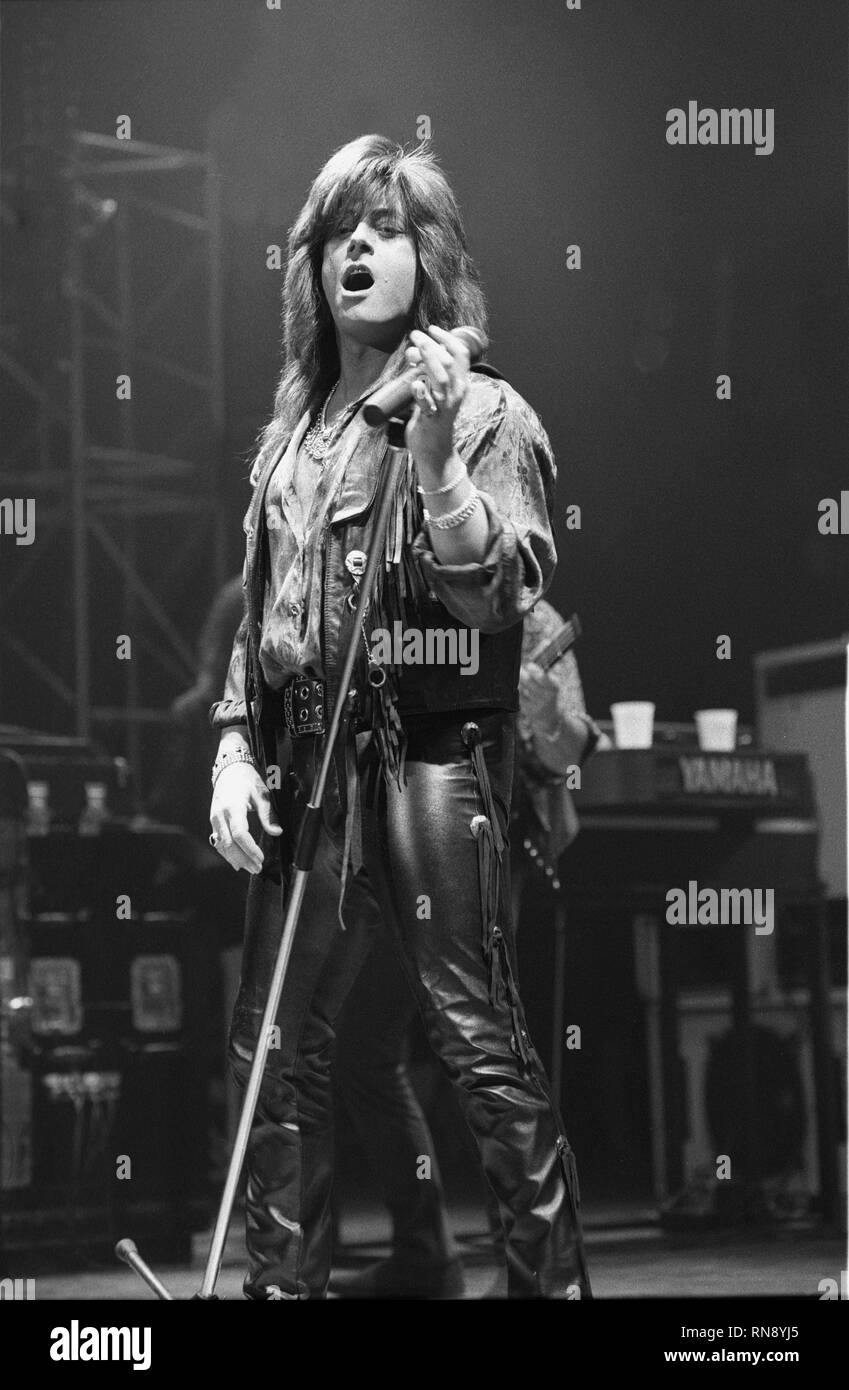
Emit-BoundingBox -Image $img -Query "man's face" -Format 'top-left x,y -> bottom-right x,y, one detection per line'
321,200 -> 417,350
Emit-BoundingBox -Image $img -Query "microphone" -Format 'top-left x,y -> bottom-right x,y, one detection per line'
362,326 -> 489,427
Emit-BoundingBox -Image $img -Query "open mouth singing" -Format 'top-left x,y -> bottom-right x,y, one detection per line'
341,263 -> 375,293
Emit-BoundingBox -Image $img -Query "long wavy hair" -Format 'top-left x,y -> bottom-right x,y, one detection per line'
251,134 -> 488,472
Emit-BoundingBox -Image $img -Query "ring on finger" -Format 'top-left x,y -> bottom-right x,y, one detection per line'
415,378 -> 439,414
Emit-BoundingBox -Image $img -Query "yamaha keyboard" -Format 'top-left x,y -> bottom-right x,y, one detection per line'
565,744 -> 818,897
515,736 -> 838,1217
573,747 -> 814,817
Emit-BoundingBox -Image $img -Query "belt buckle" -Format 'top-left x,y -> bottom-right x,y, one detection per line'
284,678 -> 325,737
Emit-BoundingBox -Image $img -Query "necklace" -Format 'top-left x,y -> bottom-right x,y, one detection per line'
302,380 -> 357,463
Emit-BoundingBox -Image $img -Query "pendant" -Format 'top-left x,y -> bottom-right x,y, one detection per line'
303,422 -> 333,463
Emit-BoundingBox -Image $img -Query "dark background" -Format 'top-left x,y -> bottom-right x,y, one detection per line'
1,0 -> 847,737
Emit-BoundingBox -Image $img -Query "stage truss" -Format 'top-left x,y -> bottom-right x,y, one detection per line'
0,125 -> 227,800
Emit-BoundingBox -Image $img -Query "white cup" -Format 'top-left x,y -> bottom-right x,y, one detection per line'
610,701 -> 655,749
694,708 -> 738,752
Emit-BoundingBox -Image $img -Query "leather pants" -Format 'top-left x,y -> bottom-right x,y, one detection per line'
228,709 -> 591,1299
334,923 -> 459,1270
334,855 -> 539,1277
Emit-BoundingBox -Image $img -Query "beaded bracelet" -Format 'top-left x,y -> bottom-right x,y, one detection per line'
423,490 -> 480,531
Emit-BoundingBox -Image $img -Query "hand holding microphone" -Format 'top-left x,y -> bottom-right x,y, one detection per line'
403,326 -> 478,475
366,323 -> 491,554
362,325 -> 488,428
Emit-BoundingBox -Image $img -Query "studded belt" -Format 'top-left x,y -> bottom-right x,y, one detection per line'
281,676 -> 325,737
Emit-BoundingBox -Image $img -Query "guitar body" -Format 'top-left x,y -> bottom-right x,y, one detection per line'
513,612 -> 582,888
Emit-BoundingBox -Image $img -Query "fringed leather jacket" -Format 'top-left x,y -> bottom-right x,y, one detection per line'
209,355 -> 558,783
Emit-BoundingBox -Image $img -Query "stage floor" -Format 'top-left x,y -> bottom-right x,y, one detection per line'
16,1201 -> 846,1300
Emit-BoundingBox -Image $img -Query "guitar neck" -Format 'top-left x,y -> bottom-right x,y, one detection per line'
530,613 -> 582,672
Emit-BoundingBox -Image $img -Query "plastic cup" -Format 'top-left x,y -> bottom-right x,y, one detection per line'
694,708 -> 738,752
610,701 -> 655,749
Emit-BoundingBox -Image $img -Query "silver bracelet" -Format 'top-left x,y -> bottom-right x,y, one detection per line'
416,463 -> 468,497
211,746 -> 256,787
424,490 -> 480,531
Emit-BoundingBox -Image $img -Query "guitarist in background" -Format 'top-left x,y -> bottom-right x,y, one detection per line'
513,599 -> 609,916
332,597 -> 608,1298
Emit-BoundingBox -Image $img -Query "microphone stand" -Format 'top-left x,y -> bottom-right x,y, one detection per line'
115,410 -> 411,1301
197,411 -> 411,1299
550,887 -> 568,1101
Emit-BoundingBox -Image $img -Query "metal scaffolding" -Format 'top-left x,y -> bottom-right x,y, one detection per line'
1,127 -> 227,799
